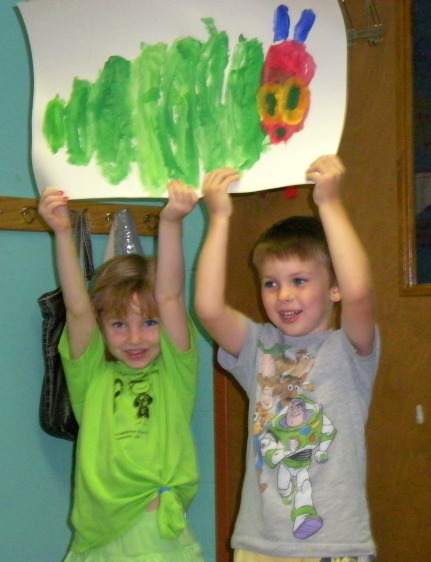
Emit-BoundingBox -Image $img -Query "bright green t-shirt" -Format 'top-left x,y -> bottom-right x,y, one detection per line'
59,319 -> 199,553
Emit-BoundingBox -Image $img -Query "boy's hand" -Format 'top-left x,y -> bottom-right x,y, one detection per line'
161,179 -> 199,222
305,154 -> 345,206
202,167 -> 240,217
38,187 -> 72,233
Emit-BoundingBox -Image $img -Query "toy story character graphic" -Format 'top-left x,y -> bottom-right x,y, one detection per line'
274,349 -> 315,410
253,346 -> 316,485
253,369 -> 280,491
253,342 -> 336,540
261,395 -> 336,539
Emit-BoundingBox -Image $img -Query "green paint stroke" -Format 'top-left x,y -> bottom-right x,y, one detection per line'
195,18 -> 230,172
43,95 -> 66,153
225,34 -> 267,169
132,43 -> 169,195
65,78 -> 92,166
89,56 -> 134,185
43,18 -> 267,193
157,35 -> 202,186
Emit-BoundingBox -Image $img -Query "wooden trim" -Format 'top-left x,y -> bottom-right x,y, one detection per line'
0,196 -> 160,235
397,0 -> 415,293
214,365 -> 233,562
396,0 -> 431,296
214,360 -> 247,562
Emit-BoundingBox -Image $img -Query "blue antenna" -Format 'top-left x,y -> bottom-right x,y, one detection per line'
293,9 -> 316,43
273,4 -> 290,42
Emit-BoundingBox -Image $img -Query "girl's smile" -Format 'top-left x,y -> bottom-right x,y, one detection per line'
125,348 -> 150,361
100,297 -> 161,368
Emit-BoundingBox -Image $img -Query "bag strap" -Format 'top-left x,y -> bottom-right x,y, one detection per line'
73,210 -> 94,280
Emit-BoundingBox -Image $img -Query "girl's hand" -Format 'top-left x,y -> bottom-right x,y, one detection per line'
38,188 -> 72,233
202,167 -> 240,217
161,179 -> 199,222
305,154 -> 345,206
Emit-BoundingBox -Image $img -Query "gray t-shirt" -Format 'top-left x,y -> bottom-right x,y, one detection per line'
218,320 -> 380,558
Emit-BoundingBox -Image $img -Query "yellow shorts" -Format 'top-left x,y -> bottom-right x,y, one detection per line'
64,510 -> 203,562
234,550 -> 371,562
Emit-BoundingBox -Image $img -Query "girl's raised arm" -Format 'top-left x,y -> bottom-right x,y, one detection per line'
155,180 -> 198,351
38,188 -> 96,358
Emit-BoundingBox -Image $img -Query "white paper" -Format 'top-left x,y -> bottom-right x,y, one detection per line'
18,0 -> 347,198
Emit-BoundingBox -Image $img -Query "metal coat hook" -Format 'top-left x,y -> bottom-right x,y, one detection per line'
338,0 -> 384,47
143,214 -> 159,232
20,205 -> 38,224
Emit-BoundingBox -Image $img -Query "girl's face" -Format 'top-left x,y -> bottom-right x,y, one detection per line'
259,255 -> 340,337
100,295 -> 160,369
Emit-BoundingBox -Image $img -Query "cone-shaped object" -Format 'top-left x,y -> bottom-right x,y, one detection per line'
104,208 -> 144,261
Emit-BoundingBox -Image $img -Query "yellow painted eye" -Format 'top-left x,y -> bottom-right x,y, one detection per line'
258,77 -> 310,126
258,82 -> 282,123
279,76 -> 310,125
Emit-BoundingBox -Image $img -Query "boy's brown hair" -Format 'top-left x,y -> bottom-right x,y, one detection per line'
252,215 -> 336,286
90,253 -> 158,321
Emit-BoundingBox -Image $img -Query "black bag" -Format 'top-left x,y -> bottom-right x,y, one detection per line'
37,210 -> 94,440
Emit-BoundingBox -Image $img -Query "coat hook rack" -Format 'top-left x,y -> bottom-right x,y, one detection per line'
338,0 -> 384,47
0,196 -> 161,236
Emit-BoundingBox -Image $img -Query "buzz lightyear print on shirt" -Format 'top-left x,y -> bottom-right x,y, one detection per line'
253,341 -> 337,541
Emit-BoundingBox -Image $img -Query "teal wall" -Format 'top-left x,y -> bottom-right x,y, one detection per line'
0,2 -> 215,560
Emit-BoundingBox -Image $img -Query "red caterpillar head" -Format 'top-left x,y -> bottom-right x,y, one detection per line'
258,5 -> 316,144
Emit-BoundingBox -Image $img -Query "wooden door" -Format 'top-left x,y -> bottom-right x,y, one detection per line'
213,3 -> 431,561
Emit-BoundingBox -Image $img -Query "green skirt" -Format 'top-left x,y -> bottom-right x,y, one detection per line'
63,510 -> 204,562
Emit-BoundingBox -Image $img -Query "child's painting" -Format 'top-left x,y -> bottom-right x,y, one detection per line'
17,0 -> 347,198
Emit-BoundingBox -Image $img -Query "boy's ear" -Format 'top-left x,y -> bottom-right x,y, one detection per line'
330,284 -> 341,303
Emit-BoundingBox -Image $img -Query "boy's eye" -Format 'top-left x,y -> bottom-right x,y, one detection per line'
293,278 -> 306,286
144,318 -> 158,327
112,321 -> 125,328
263,280 -> 277,289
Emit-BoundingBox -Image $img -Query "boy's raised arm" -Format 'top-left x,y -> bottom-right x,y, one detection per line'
155,180 -> 198,351
306,155 -> 375,356
195,168 -> 248,358
38,188 -> 96,359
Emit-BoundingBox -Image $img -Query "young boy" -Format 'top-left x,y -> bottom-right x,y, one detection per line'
195,155 -> 379,561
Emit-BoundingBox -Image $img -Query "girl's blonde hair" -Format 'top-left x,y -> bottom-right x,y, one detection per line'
90,254 -> 157,320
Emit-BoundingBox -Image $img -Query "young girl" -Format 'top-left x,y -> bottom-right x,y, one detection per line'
38,181 -> 204,562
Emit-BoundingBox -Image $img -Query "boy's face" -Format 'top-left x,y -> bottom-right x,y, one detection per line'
259,255 -> 340,337
100,295 -> 161,369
